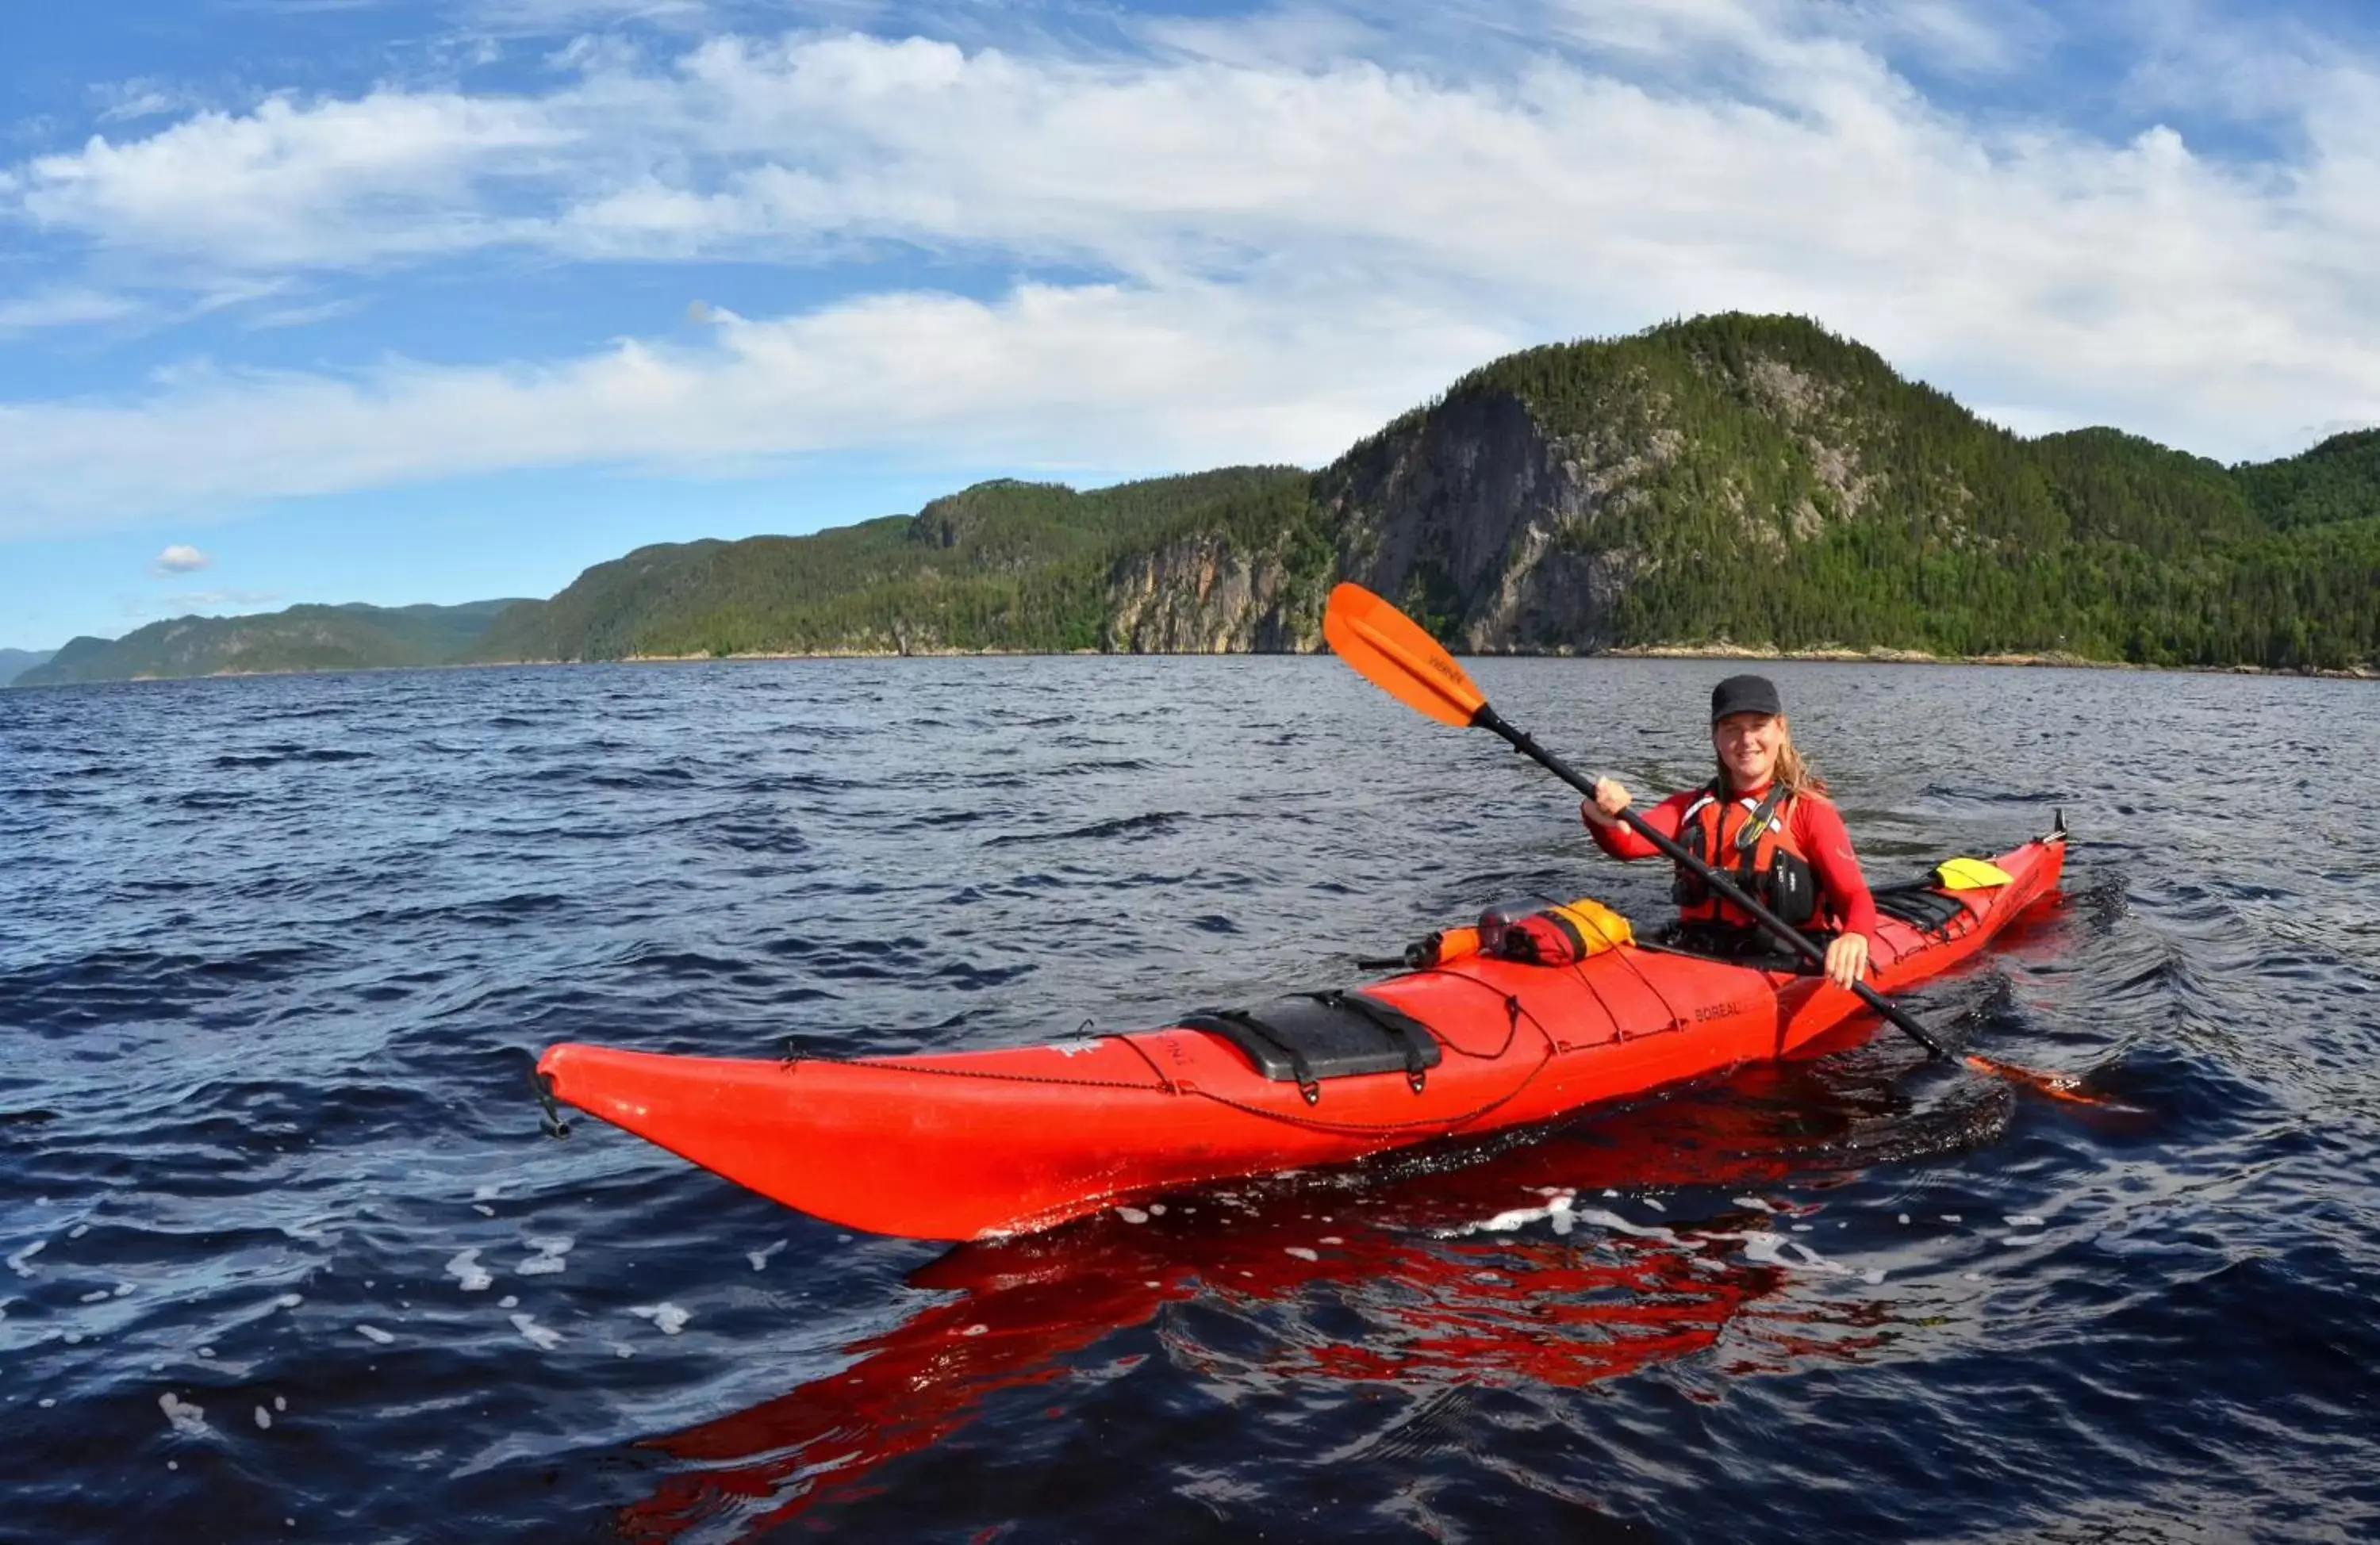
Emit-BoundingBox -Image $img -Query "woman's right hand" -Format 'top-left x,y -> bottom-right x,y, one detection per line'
1580,777 -> 1632,828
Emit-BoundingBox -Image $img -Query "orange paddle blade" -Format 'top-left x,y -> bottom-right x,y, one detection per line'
1323,582 -> 1487,727
1964,1054 -> 2114,1106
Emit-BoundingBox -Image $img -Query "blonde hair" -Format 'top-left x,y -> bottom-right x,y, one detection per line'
1715,715 -> 1829,799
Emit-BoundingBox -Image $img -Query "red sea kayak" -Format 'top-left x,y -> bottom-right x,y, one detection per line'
537,827 -> 2063,1241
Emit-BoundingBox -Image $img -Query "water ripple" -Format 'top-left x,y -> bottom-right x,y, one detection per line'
1,657 -> 2374,1541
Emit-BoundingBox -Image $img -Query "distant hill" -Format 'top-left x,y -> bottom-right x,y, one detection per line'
0,648 -> 55,688
466,468 -> 1311,661
11,600 -> 527,688
469,313 -> 2380,672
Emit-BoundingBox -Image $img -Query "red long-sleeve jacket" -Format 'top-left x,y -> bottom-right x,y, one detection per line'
1586,783 -> 1879,941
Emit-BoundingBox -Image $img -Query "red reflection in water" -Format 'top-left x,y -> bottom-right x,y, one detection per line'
615,1051 -> 1972,1541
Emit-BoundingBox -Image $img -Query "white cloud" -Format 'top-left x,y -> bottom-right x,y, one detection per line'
0,286 -> 146,332
92,79 -> 211,126
10,90 -> 570,267
153,543 -> 213,573
0,282 -> 1505,539
0,6 -> 2377,533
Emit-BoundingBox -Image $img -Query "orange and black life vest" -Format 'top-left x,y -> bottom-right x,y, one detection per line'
1670,782 -> 1820,930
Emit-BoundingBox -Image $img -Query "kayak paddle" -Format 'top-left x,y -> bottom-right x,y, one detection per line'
1322,581 -> 2090,1099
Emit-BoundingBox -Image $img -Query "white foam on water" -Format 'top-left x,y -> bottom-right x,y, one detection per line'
6,1240 -> 46,1277
68,1225 -> 87,1240
274,1294 -> 302,1309
1733,1196 -> 1775,1213
159,1393 -> 209,1436
498,1294 -> 518,1309
1148,1204 -> 1167,1216
1115,1207 -> 1150,1224
510,1313 -> 562,1351
614,1344 -> 635,1358
2002,1233 -> 2045,1247
747,1239 -> 788,1271
1741,1232 -> 1865,1277
1284,1247 -> 1319,1262
1940,1213 -> 1964,1224
472,1181 -> 508,1202
114,1283 -> 135,1298
2006,1214 -> 2045,1228
1442,1200 -> 1674,1243
960,1323 -> 989,1337
1576,1208 -> 1676,1240
355,1325 -> 394,1345
516,1236 -> 572,1277
1898,1213 -> 1911,1225
446,1248 -> 493,1293
1641,1197 -> 1664,1212
80,1290 -> 109,1304
1319,1236 -> 1343,1244
254,1406 -> 272,1431
628,1303 -> 690,1336
473,1206 -> 495,1218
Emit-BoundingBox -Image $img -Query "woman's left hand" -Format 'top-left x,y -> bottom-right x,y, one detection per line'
1824,933 -> 1869,991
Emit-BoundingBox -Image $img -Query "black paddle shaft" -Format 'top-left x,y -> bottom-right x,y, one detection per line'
1468,704 -> 1953,1062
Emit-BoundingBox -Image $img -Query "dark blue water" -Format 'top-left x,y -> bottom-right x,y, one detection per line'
5,657 -> 2377,1543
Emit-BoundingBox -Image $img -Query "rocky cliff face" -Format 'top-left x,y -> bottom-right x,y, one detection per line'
1319,385 -> 1666,654
1104,381 -> 1664,654
1104,529 -> 1319,653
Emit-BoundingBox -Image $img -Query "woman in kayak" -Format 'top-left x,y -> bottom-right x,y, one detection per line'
1580,674 -> 1876,990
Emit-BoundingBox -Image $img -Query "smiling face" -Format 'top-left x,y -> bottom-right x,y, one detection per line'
1712,711 -> 1785,792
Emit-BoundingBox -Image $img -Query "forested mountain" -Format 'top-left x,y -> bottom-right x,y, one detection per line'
17,315 -> 2374,685
0,648 -> 55,688
475,314 -> 2379,672
13,600 -> 524,687
466,468 -> 1311,660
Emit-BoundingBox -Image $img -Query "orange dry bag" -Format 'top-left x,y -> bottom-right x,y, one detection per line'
1478,897 -> 1634,966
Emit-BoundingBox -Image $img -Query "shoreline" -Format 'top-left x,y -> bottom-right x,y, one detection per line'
1596,642 -> 2379,677
10,642 -> 2374,688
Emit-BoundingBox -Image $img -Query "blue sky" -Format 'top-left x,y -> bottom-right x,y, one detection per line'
4,0 -> 2378,650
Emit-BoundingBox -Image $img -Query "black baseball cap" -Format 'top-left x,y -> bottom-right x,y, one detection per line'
1710,673 -> 1783,723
